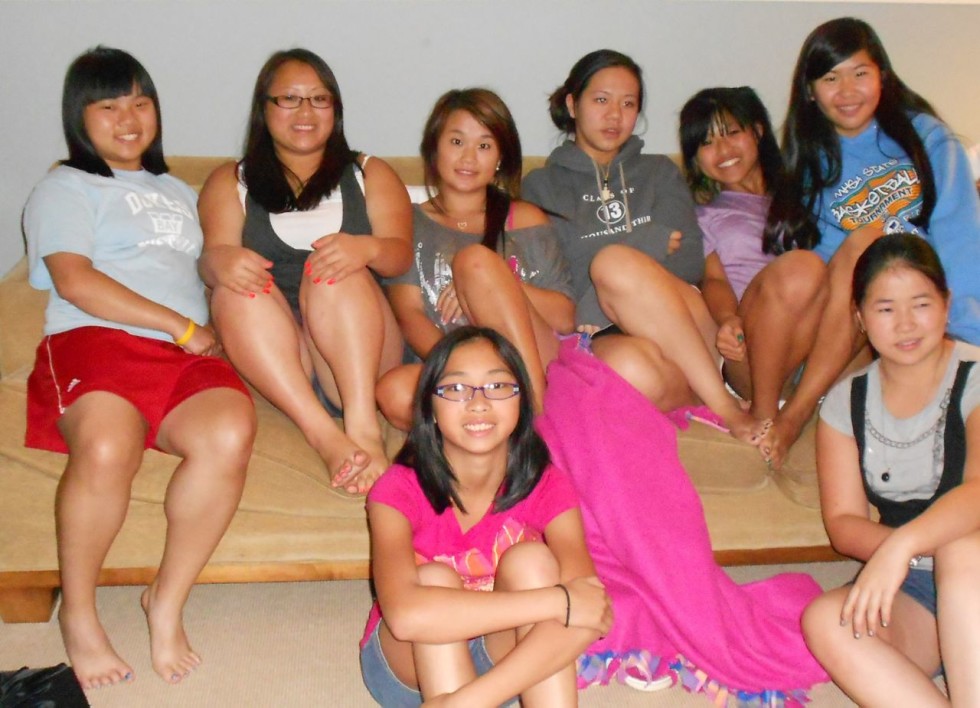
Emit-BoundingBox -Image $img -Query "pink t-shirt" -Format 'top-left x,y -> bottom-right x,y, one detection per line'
360,463 -> 579,646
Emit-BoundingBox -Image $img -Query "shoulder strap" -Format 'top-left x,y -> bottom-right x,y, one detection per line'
849,373 -> 868,461
934,359 -> 976,497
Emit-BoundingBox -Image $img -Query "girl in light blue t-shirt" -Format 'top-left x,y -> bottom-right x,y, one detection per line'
23,47 -> 254,691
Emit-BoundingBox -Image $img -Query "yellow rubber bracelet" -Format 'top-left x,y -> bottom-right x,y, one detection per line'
174,320 -> 196,346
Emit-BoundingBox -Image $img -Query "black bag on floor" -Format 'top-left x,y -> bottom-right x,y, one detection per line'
0,664 -> 88,708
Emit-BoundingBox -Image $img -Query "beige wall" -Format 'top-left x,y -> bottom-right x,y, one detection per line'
2,0 -> 978,277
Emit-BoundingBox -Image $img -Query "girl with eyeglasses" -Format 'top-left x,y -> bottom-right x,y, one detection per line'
361,326 -> 610,706
198,48 -> 412,495
23,47 -> 255,688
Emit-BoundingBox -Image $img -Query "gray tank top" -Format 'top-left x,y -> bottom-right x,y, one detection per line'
242,162 -> 372,315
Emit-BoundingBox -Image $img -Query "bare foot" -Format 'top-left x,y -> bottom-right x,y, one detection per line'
338,431 -> 390,495
310,434 -> 370,489
59,606 -> 133,689
140,586 -> 201,684
719,399 -> 772,446
759,410 -> 807,470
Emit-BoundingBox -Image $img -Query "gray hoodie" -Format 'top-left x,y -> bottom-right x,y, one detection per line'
523,136 -> 704,327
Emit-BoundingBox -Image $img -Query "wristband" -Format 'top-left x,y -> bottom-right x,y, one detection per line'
174,320 -> 196,346
555,583 -> 570,628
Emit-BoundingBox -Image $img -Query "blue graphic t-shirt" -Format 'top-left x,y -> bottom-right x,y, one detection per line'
812,114 -> 980,345
25,165 -> 209,341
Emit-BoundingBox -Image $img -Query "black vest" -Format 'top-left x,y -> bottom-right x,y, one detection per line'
242,162 -> 372,315
850,360 -> 974,528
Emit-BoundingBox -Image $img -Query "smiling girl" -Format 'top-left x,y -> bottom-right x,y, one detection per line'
24,47 -> 255,689
802,233 -> 980,705
198,49 -> 412,495
759,18 -> 980,467
524,50 -> 768,446
362,327 -> 611,706
678,87 -> 826,451
378,89 -> 575,429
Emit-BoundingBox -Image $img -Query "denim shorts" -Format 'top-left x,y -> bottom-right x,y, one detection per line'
900,567 -> 937,616
360,623 -> 517,707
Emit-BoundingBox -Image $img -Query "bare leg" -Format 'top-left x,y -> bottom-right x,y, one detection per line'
480,542 -> 592,707
591,334 -> 695,410
56,393 -> 145,689
802,586 -> 945,706
210,284 -> 369,486
142,387 -> 254,683
452,245 -> 559,413
936,530 -> 980,704
376,363 -> 422,433
301,271 -> 403,493
763,229 -> 880,468
736,251 -> 828,416
590,244 -> 767,444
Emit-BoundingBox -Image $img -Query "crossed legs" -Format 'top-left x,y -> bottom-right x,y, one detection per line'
212,268 -> 400,492
378,543 -> 592,706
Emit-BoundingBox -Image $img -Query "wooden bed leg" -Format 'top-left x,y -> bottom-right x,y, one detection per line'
0,586 -> 58,623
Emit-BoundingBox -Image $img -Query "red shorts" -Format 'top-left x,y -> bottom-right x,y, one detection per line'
26,326 -> 251,453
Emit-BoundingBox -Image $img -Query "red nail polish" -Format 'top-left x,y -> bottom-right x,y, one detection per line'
249,292 -> 256,299
313,277 -> 321,284
327,278 -> 335,285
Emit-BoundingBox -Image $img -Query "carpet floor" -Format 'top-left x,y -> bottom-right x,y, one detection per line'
0,562 -> 863,707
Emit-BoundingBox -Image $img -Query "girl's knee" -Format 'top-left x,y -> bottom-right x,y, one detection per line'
801,590 -> 849,660
376,367 -> 418,431
300,267 -> 373,310
68,430 -> 144,478
451,245 -> 506,288
758,252 -> 826,308
416,561 -> 464,589
935,532 -> 980,588
209,398 -> 257,457
590,244 -> 648,286
494,542 -> 559,590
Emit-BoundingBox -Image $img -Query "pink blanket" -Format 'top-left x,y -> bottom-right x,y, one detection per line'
537,338 -> 828,700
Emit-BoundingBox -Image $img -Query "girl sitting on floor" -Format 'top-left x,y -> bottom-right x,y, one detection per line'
361,327 -> 611,706
803,233 -> 980,706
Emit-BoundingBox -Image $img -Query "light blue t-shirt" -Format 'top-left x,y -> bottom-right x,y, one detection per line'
811,114 -> 980,345
24,165 -> 209,341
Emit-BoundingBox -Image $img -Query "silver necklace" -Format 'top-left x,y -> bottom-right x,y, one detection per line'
865,386 -> 951,483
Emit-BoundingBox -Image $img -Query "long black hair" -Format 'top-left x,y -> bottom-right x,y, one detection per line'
395,327 -> 550,514
678,86 -> 783,205
420,88 -> 523,252
547,49 -> 644,136
62,46 -> 167,177
241,48 -> 357,213
766,18 -> 938,254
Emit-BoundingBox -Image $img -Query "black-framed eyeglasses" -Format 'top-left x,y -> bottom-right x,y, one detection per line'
267,94 -> 334,110
433,382 -> 521,402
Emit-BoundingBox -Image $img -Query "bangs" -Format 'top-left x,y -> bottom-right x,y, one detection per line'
70,49 -> 156,106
